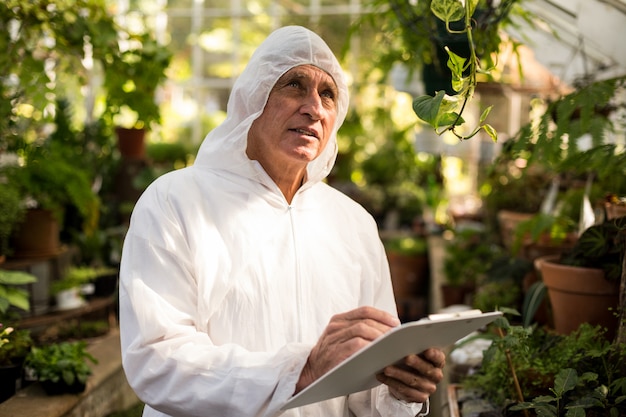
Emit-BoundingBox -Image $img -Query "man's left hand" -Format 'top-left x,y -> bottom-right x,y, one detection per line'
375,348 -> 446,403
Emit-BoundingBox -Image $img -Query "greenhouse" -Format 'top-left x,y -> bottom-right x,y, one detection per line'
1,0 -> 625,416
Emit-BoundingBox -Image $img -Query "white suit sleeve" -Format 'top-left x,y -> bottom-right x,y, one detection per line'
119,207 -> 309,417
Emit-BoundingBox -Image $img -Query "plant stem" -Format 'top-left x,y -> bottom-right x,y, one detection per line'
496,326 -> 529,417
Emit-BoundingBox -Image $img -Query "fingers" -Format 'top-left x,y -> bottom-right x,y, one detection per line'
332,306 -> 401,328
296,307 -> 401,394
376,349 -> 446,404
376,371 -> 436,403
420,348 -> 446,369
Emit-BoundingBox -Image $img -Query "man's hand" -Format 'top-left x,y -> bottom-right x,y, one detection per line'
295,306 -> 400,393
376,348 -> 446,403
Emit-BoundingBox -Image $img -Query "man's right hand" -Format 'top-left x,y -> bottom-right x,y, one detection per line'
294,306 -> 400,393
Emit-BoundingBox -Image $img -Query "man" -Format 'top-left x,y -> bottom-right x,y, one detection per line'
119,25 -> 444,417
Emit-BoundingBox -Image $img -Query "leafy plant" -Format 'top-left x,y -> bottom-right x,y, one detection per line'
443,228 -> 503,287
25,340 -> 98,386
462,316 -> 626,415
51,266 -> 116,295
408,0 -> 502,141
510,76 -> 626,181
0,0 -> 120,151
104,32 -> 173,129
560,215 -> 626,282
510,368 -> 624,417
356,0 -> 531,141
383,235 -> 428,256
0,325 -> 33,366
3,100 -> 101,235
0,269 -> 37,315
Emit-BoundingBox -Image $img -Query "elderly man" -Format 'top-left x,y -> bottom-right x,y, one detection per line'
119,25 -> 445,417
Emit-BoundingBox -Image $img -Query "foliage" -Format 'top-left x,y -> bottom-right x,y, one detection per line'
1,99 -> 101,235
4,149 -> 99,233
0,269 -> 37,315
0,325 -> 33,366
51,266 -> 116,295
146,142 -> 191,167
358,125 -> 431,226
443,228 -> 503,287
511,367 -> 626,417
510,76 -> 626,184
472,256 -> 532,312
0,0 -> 120,150
25,340 -> 98,386
480,139 -> 550,216
103,32 -> 173,129
0,181 -> 26,256
462,317 -> 626,416
383,235 -> 428,256
560,215 -> 626,282
358,0 -> 527,141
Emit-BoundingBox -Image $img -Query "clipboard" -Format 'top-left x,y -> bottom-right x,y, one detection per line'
282,310 -> 502,410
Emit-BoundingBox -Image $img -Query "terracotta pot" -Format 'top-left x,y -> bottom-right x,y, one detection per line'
536,255 -> 619,338
496,210 -> 534,250
440,283 -> 474,307
605,202 -> 626,220
11,209 -> 61,258
115,127 -> 146,160
387,252 -> 429,298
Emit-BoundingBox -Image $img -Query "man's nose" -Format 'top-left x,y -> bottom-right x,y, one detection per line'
300,92 -> 323,120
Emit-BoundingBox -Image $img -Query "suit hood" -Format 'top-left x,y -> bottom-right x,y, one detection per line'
194,25 -> 349,186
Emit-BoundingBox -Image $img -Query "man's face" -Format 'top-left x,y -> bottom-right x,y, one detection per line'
246,64 -> 339,171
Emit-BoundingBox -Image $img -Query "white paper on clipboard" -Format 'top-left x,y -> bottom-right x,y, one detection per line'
282,310 -> 502,410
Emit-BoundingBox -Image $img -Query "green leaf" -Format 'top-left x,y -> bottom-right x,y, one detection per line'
430,0 -> 465,23
564,408 -> 586,417
554,368 -> 578,396
62,369 -> 76,386
0,270 -> 38,285
479,106 -> 493,124
483,123 -> 497,142
446,47 -> 468,93
3,287 -> 31,311
438,112 -> 464,128
413,92 -> 445,126
522,281 -> 546,327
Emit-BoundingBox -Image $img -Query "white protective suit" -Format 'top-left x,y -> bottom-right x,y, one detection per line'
119,25 -> 427,417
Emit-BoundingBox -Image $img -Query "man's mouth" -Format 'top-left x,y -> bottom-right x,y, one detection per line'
290,128 -> 318,139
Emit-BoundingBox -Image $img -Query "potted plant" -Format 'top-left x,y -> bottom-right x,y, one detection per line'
104,31 -> 172,160
3,142 -> 100,258
382,234 -> 429,321
51,266 -> 114,310
24,340 -> 98,395
535,215 -> 626,339
442,228 -> 502,306
0,324 -> 33,402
